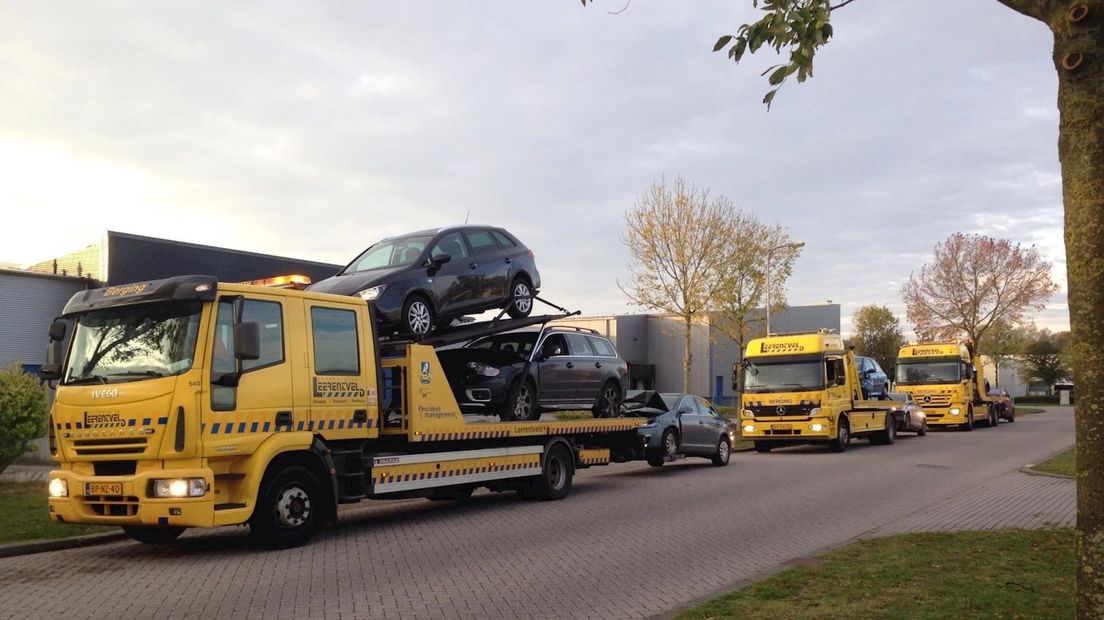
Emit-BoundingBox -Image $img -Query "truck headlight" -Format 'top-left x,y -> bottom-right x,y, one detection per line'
742,409 -> 754,418
465,361 -> 500,377
809,407 -> 821,416
152,478 -> 207,498
743,424 -> 756,433
357,285 -> 386,301
809,423 -> 825,432
49,478 -> 68,498
949,407 -> 961,416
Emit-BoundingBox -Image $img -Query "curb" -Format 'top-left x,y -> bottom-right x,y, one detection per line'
0,531 -> 127,559
1019,466 -> 1074,480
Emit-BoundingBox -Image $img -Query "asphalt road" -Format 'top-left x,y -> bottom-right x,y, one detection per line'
0,407 -> 1075,620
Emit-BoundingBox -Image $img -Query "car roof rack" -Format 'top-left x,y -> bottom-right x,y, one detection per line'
545,324 -> 601,336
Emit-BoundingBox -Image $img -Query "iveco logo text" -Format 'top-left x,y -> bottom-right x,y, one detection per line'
91,389 -> 119,399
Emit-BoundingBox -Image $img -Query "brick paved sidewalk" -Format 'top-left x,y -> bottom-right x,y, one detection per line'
866,470 -> 1075,537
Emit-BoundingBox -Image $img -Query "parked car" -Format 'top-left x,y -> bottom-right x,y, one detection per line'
624,391 -> 731,467
856,355 -> 889,398
307,226 -> 541,337
884,391 -> 928,435
988,388 -> 1016,422
436,325 -> 627,422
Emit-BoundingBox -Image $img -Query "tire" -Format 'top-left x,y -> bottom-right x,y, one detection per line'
711,436 -> 731,466
401,295 -> 434,337
962,406 -> 974,432
506,277 -> 533,319
990,406 -> 999,427
881,415 -> 896,445
1008,410 -> 1015,423
502,379 -> 538,422
591,381 -> 622,419
828,418 -> 850,453
249,465 -> 323,548
753,441 -> 773,454
122,525 -> 185,544
649,429 -> 679,465
917,420 -> 928,437
528,445 -> 573,500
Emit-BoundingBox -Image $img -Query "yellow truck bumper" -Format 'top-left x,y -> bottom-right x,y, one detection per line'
924,406 -> 969,427
738,417 -> 834,441
46,467 -> 215,528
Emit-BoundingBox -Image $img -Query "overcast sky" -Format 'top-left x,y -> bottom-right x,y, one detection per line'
0,1 -> 1068,335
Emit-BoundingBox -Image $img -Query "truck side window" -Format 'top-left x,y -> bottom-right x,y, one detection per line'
825,358 -> 838,385
835,359 -> 846,386
211,298 -> 285,411
311,307 -> 360,375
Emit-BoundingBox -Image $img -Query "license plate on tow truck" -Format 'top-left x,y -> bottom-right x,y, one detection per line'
771,423 -> 792,431
85,482 -> 123,496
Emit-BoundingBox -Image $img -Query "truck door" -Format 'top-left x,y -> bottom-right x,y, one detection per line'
305,303 -> 375,439
204,294 -> 298,455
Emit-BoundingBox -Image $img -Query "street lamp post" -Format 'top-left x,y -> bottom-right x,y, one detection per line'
765,241 -> 805,336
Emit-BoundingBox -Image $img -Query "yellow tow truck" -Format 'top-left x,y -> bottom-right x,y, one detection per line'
40,276 -> 646,547
736,330 -> 897,453
894,340 -> 999,430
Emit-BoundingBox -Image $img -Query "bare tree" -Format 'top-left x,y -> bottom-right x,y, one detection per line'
711,212 -> 799,391
901,233 -> 1058,351
621,177 -> 731,392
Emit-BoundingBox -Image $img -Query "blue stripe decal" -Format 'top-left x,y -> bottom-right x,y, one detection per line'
308,421 -> 314,431
262,421 -> 270,433
298,421 -> 304,431
128,419 -> 136,427
224,424 -> 233,434
338,419 -> 345,430
142,418 -> 151,426
237,422 -> 246,434
76,422 -> 83,429
65,422 -> 72,430
157,417 -> 168,425
212,422 -> 220,434
250,422 -> 258,433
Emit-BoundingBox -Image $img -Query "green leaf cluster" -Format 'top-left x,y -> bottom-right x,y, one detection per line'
0,362 -> 48,474
713,0 -> 834,108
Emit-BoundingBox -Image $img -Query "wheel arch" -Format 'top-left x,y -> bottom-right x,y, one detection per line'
244,436 -> 338,526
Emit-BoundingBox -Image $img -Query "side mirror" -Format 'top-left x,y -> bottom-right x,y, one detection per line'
40,341 -> 64,381
425,253 -> 452,272
235,322 -> 261,361
48,319 -> 67,342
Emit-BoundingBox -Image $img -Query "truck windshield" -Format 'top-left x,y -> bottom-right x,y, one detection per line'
895,361 -> 961,385
63,301 -> 202,384
744,359 -> 825,393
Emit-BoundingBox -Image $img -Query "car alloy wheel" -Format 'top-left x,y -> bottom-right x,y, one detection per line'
663,429 -> 678,458
406,300 -> 432,335
513,282 -> 532,314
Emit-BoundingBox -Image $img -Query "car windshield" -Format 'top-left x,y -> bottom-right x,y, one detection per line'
64,301 -> 202,384
345,235 -> 433,273
467,332 -> 538,356
659,393 -> 682,409
744,359 -> 825,393
896,361 -> 961,385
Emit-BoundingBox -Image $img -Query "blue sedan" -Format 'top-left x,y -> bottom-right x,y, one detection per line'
625,391 -> 732,467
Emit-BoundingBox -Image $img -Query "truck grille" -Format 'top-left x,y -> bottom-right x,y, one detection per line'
914,394 -> 952,408
747,403 -> 817,418
82,495 -> 140,517
72,438 -> 148,456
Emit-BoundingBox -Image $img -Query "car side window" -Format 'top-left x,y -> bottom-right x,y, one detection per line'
490,230 -> 516,248
564,333 -> 594,356
431,232 -> 468,260
540,334 -> 568,358
464,230 -> 499,257
587,336 -> 616,357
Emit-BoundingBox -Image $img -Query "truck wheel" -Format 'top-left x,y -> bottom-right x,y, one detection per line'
506,277 -> 533,319
122,525 -> 185,544
878,415 -> 896,445
711,436 -> 731,466
961,406 -> 974,432
503,379 -> 538,422
250,465 -> 323,548
529,445 -> 573,500
989,406 -> 999,428
828,419 -> 850,453
591,381 -> 622,419
753,441 -> 773,454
